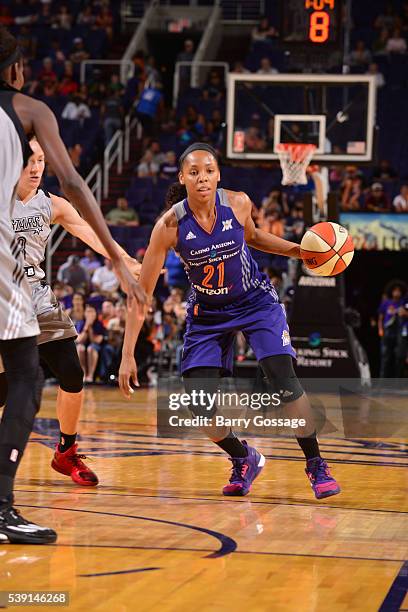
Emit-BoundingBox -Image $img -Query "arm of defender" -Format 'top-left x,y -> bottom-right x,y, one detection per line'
119,215 -> 177,398
15,96 -> 145,306
51,195 -> 141,279
240,193 -> 301,258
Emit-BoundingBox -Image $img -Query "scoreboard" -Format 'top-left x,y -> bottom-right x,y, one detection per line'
281,0 -> 343,48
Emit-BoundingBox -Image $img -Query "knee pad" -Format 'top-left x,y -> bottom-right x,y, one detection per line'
183,367 -> 221,417
39,339 -> 84,394
259,355 -> 304,404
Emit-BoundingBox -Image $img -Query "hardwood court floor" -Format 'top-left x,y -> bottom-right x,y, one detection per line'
4,386 -> 407,612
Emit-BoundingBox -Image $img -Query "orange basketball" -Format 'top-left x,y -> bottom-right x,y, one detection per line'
300,222 -> 354,276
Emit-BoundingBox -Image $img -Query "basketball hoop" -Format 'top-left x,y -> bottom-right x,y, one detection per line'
276,143 -> 316,186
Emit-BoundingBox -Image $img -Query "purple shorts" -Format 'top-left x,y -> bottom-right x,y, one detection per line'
181,289 -> 296,374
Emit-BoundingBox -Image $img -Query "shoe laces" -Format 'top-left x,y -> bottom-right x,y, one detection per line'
69,452 -> 89,467
309,460 -> 332,482
228,457 -> 248,482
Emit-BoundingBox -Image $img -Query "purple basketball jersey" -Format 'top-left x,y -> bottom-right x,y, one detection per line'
173,188 -> 278,306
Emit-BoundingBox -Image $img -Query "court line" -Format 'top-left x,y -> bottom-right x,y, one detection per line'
78,567 -> 161,578
378,560 -> 408,612
16,504 -> 237,559
15,489 -> 408,515
38,543 -> 408,565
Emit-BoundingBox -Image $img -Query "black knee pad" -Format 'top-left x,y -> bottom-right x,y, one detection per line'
183,367 -> 221,417
259,355 -> 304,404
39,338 -> 84,393
0,372 -> 7,408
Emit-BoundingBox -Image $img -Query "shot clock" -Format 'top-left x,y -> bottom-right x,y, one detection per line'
281,0 -> 343,48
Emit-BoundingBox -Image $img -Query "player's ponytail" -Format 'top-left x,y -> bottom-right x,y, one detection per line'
165,182 -> 187,209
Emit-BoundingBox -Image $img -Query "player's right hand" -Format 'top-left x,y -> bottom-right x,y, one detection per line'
119,354 -> 139,399
112,257 -> 147,312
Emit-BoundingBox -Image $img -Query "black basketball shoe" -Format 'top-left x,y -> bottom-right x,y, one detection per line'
0,498 -> 57,544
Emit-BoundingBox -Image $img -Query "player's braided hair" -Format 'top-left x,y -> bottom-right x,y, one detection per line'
0,27 -> 20,77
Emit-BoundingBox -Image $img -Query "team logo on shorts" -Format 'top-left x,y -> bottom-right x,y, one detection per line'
222,219 -> 233,232
281,330 -> 291,347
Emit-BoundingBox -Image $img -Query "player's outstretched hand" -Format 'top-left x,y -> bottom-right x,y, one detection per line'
123,255 -> 142,280
119,354 -> 139,399
112,258 -> 146,311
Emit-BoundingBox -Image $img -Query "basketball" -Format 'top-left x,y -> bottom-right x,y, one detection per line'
300,222 -> 354,276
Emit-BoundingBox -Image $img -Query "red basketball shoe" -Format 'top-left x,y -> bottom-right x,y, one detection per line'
51,444 -> 99,486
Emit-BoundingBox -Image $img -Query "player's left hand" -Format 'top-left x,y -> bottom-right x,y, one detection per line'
123,255 -> 142,280
119,355 -> 139,399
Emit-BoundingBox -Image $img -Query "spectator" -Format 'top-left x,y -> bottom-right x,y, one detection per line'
77,5 -> 96,27
92,258 -> 120,295
373,159 -> 398,181
66,292 -> 86,324
202,71 -> 225,101
365,183 -> 390,212
95,5 -> 114,41
61,95 -> 91,124
176,39 -> 195,93
58,61 -> 79,96
251,17 -> 279,42
164,250 -> 189,290
393,184 -> 408,212
105,197 -> 139,226
137,150 -> 159,178
160,151 -> 178,180
100,301 -> 127,382
245,126 -> 266,152
76,304 -> 106,383
70,38 -> 90,64
372,28 -> 390,55
108,74 -> 124,96
257,57 -> 279,75
341,168 -> 365,210
101,91 -> 123,145
57,255 -> 88,292
378,280 -> 408,377
145,55 -> 162,87
80,249 -> 102,276
231,60 -> 251,74
349,40 -> 372,67
149,140 -> 166,165
99,299 -> 116,328
366,63 -> 385,88
54,4 -> 73,30
258,205 -> 284,237
16,25 -> 37,61
22,64 -> 38,96
49,39 -> 66,65
386,28 -> 407,53
68,144 -> 83,171
38,57 -> 57,83
374,3 -> 397,30
135,83 -> 164,137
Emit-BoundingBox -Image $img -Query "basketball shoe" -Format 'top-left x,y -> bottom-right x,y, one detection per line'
305,457 -> 340,499
0,497 -> 57,544
222,441 -> 265,496
51,443 -> 99,486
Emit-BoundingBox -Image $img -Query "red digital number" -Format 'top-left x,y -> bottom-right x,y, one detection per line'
309,11 -> 330,43
305,0 -> 334,9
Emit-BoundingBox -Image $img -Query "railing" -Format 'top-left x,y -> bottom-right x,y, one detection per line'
103,129 -> 123,198
173,61 -> 229,108
80,59 -> 135,85
45,164 -> 102,283
218,0 -> 265,21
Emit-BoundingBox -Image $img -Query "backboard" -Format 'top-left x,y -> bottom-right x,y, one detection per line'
226,74 -> 376,163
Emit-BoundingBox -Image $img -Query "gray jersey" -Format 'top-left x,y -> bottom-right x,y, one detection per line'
0,90 -> 39,340
12,189 -> 53,283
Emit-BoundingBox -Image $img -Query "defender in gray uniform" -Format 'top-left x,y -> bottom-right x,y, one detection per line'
0,138 -> 140,487
0,26 -> 144,545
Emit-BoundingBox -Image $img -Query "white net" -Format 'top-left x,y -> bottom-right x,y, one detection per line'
276,144 -> 316,186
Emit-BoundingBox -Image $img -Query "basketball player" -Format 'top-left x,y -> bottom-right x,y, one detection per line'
119,143 -> 340,501
0,26 -> 144,544
0,137 -> 140,486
